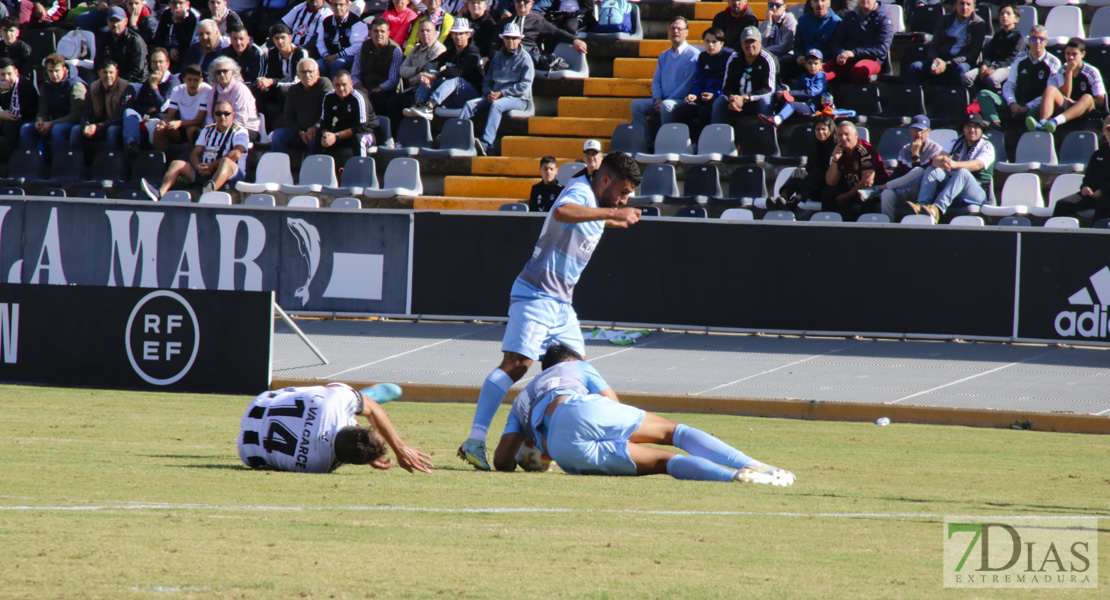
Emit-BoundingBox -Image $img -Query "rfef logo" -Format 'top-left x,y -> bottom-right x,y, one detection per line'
1054,266 -> 1110,339
125,291 -> 200,385
943,517 -> 1097,588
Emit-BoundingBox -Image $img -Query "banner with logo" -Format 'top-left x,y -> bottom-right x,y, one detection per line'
0,284 -> 272,394
1016,231 -> 1110,343
0,200 -> 412,315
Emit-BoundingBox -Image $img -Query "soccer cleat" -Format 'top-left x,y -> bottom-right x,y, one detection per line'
734,463 -> 796,486
140,178 -> 161,202
1025,116 -> 1039,132
361,383 -> 402,404
202,180 -> 216,194
457,438 -> 491,471
412,103 -> 434,120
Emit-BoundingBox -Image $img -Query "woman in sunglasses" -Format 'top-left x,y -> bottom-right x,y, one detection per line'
757,0 -> 796,60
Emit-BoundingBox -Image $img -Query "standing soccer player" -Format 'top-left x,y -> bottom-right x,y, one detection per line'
458,151 -> 643,470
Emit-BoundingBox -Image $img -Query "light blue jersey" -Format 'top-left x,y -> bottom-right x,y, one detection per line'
510,179 -> 605,304
503,360 -> 609,444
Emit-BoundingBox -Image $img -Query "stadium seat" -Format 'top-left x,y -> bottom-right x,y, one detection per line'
160,190 -> 192,203
924,86 -> 970,127
887,3 -> 906,36
674,206 -> 707,218
288,195 -> 321,208
868,86 -> 924,126
710,165 -> 766,207
787,4 -> 804,22
1043,6 -> 1084,45
23,30 -> 56,64
81,151 -> 127,188
580,3 -> 643,40
664,164 -> 720,204
49,150 -> 84,185
321,156 -> 378,196
679,124 -> 737,164
0,186 -> 25,195
377,117 -> 432,157
115,189 -> 146,200
981,173 -> 1043,216
499,202 -> 529,212
636,123 -> 693,164
899,43 -> 929,80
857,213 -> 891,224
900,214 -> 935,225
836,85 -> 882,120
363,157 -> 423,198
611,123 -> 646,155
1042,131 -> 1097,174
1043,216 -> 1080,228
985,129 -> 1008,163
629,164 -> 678,205
1036,0 -> 1080,7
73,189 -> 108,199
949,215 -> 985,226
767,125 -> 813,166
243,194 -> 277,207
40,188 -> 66,197
1017,5 -> 1037,38
719,208 -> 754,221
506,97 -> 535,119
877,127 -> 912,169
1036,173 -> 1084,217
421,118 -> 478,157
909,3 -> 943,35
541,43 -> 589,79
975,4 -> 996,37
1092,218 -> 1110,229
770,166 -> 800,209
128,151 -> 167,189
997,216 -> 1032,227
1084,7 -> 1110,45
855,126 -> 870,143
236,152 -> 293,193
281,154 -> 338,194
810,211 -> 843,222
556,162 -> 585,185
2,148 -> 44,186
730,122 -> 779,163
329,197 -> 362,210
763,210 -> 795,221
376,115 -> 394,148
996,132 -> 1057,173
199,191 -> 233,205
637,205 -> 660,216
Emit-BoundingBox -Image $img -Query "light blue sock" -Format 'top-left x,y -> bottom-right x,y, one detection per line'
665,455 -> 737,482
777,103 -> 795,122
672,424 -> 751,470
468,368 -> 514,440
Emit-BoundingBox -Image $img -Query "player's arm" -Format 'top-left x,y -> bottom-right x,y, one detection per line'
599,387 -> 620,403
552,203 -> 639,228
493,432 -> 523,472
358,397 -> 434,473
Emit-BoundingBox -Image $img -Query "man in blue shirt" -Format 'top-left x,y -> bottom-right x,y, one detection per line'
458,152 -> 643,471
630,15 -> 699,152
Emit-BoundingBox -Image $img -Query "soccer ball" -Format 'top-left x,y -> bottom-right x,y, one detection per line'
515,441 -> 553,472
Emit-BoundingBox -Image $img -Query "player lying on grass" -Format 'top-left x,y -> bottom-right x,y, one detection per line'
237,383 -> 434,474
492,345 -> 795,485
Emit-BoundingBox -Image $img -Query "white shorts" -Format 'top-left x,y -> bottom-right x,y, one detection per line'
545,394 -> 646,476
501,296 -> 584,361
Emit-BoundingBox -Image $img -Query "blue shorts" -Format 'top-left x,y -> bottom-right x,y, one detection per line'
545,394 -> 646,476
502,296 -> 584,361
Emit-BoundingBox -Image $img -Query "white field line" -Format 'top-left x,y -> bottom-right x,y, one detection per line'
693,339 -> 873,396
888,349 -> 1061,404
0,503 -> 1105,520
322,327 -> 489,379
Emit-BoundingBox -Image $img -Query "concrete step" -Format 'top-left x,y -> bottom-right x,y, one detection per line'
584,78 -> 652,97
471,156 -> 577,177
414,196 -> 518,211
443,175 -> 535,199
693,1 -> 801,20
688,20 -> 713,40
613,57 -> 657,79
558,96 -> 633,120
501,136 -> 611,159
529,117 -> 628,138
639,39 -> 672,58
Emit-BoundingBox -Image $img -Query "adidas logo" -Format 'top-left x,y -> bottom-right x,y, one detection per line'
1054,266 -> 1110,338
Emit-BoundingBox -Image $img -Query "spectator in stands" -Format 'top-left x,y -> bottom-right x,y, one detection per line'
0,18 -> 30,74
152,0 -> 200,68
208,55 -> 259,139
630,16 -> 698,152
805,0 -> 855,18
403,18 -> 484,119
1027,39 -> 1105,134
383,0 -> 418,47
152,63 -> 210,151
131,47 -> 179,152
228,0 -> 261,37
255,23 -> 308,127
208,0 -> 243,38
905,0 -> 986,87
771,114 -> 836,210
352,17 -> 403,115
459,21 -> 533,156
316,70 -> 378,165
98,6 -> 149,84
876,114 -> 945,220
464,0 -> 499,59
404,0 -> 453,54
718,26 -> 776,149
907,113 -> 994,223
823,120 -> 887,218
965,3 -> 1023,93
142,99 -> 250,198
20,0 -> 68,27
19,54 -> 83,161
317,0 -> 367,77
221,25 -> 264,85
547,0 -> 588,36
184,19 -> 229,74
498,0 -> 587,72
568,138 -> 602,181
788,0 -> 840,82
713,0 -> 758,52
124,0 -> 157,41
73,60 -> 141,153
976,25 -> 1061,130
758,0 -> 796,61
387,19 -> 444,125
271,57 -> 332,154
760,48 -> 826,128
672,26 -> 732,142
828,0 -> 891,84
529,154 -> 561,212
283,0 -> 332,58
0,57 -> 36,163
1053,115 -> 1110,222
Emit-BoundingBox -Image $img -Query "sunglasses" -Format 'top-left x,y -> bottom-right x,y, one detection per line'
1030,36 -> 1047,43
768,2 -> 783,7
215,69 -> 231,74
213,111 -> 233,116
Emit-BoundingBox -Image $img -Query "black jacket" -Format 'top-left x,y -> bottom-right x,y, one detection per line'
433,42 -> 484,92
927,12 -> 988,65
97,28 -> 149,84
980,28 -> 1024,69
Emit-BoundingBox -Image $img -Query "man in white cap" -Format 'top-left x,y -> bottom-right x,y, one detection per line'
459,21 -> 532,155
568,139 -> 602,182
404,17 -> 484,119
630,15 -> 698,152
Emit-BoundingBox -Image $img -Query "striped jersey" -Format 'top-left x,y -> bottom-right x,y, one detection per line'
1003,51 -> 1062,109
237,383 -> 361,473
282,3 -> 333,55
945,135 -> 995,187
195,122 -> 251,172
1064,63 -> 1105,102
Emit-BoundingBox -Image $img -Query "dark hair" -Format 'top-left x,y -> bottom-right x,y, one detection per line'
269,23 -> 291,38
814,114 -> 836,134
0,57 -> 15,71
43,53 -> 66,70
540,155 -> 557,167
182,63 -> 204,79
0,17 -> 19,31
598,151 -> 642,187
334,425 -> 388,465
371,17 -> 390,30
227,24 -> 249,36
1066,38 -> 1085,53
541,344 -> 584,371
669,16 -> 688,29
333,69 -> 351,80
999,4 -> 1018,19
702,27 -> 724,41
150,46 -> 170,62
97,59 -> 119,72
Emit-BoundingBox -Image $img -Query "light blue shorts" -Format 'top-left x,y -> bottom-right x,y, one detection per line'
502,296 -> 584,361
545,394 -> 646,476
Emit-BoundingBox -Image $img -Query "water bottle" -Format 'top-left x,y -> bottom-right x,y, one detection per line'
874,417 -> 890,426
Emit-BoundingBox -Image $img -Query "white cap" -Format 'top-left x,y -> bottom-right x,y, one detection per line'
583,139 -> 602,153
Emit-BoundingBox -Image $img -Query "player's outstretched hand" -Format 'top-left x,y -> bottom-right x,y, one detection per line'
607,207 -> 641,229
394,445 -> 435,474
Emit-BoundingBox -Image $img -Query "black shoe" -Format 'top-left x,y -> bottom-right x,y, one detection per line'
126,141 -> 140,159
548,57 -> 569,71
